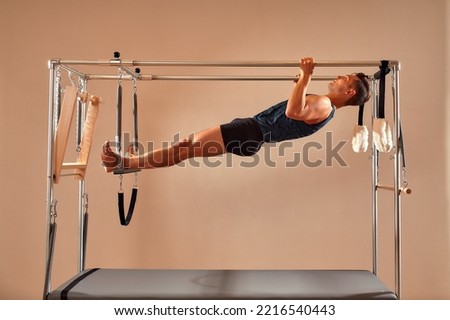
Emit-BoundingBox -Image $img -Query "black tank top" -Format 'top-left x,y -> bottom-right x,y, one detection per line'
253,99 -> 335,143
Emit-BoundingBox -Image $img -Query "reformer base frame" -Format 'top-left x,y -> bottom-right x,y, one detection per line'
47,269 -> 396,300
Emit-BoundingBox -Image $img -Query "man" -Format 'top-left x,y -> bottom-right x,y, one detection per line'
101,57 -> 370,172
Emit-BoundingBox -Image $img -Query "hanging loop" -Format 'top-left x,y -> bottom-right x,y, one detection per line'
114,60 -> 140,226
117,173 -> 138,226
117,186 -> 138,226
402,164 -> 409,188
134,172 -> 138,187
83,193 -> 89,211
50,200 -> 58,223
133,77 -> 137,93
119,174 -> 123,192
68,72 -> 77,88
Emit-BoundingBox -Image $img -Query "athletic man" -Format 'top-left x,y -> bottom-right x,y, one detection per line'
101,57 -> 370,172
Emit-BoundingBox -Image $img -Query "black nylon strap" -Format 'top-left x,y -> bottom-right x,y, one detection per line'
133,92 -> 139,152
377,60 -> 390,119
118,187 -> 138,226
60,268 -> 100,300
358,104 -> 365,126
399,124 -> 406,169
116,83 -> 122,152
82,212 -> 88,263
43,222 -> 57,299
115,70 -> 139,226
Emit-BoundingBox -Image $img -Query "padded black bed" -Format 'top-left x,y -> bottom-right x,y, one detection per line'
47,268 -> 397,300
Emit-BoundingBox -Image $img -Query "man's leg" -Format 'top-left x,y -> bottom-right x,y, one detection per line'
102,126 -> 226,172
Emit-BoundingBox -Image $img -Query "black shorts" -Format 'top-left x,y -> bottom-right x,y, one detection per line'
220,118 -> 264,156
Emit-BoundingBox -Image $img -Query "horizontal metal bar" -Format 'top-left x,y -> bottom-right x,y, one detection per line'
58,64 -> 87,80
131,60 -> 389,68
53,59 -> 400,68
84,74 -> 339,81
377,184 -> 412,195
120,66 -> 141,79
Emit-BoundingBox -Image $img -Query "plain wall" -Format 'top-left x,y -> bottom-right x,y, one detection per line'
0,0 -> 449,299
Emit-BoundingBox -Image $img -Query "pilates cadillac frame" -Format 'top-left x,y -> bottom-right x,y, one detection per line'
44,56 -> 405,299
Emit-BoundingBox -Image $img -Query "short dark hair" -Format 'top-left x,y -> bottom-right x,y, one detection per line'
347,73 -> 370,106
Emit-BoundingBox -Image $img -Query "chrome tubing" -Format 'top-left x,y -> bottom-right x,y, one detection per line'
371,78 -> 379,276
43,60 -> 57,299
392,64 -> 402,299
83,75 -> 338,81
54,59 -> 399,69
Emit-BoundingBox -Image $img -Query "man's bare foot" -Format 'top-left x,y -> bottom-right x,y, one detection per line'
101,141 -> 122,173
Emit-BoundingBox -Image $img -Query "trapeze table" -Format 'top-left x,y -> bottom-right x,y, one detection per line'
45,57 -> 404,300
47,269 -> 396,300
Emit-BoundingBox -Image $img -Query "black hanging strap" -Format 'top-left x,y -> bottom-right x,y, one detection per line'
43,221 -> 57,299
399,124 -> 406,169
118,186 -> 138,226
116,82 -> 123,153
82,194 -> 89,263
43,201 -> 58,299
376,60 -> 390,119
114,60 -> 140,226
358,104 -> 365,126
133,91 -> 139,151
132,69 -> 140,153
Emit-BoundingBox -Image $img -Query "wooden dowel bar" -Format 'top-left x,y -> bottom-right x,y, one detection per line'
377,184 -> 412,195
62,163 -> 87,170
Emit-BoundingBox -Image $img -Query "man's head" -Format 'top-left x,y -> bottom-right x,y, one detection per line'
328,73 -> 370,106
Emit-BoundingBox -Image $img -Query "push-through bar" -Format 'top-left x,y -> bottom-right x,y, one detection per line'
82,75 -> 343,81
53,58 -> 390,82
52,59 -> 400,69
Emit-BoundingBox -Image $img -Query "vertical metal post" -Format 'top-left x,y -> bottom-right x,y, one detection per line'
78,183 -> 86,272
392,64 -> 402,298
371,78 -> 379,276
43,60 -> 57,298
78,78 -> 87,272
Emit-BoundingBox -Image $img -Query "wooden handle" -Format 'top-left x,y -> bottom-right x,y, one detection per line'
377,184 -> 412,195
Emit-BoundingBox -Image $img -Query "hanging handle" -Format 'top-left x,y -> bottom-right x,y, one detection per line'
118,187 -> 138,226
114,59 -> 140,226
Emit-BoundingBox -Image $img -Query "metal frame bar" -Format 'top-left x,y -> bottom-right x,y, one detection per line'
371,78 -> 380,276
43,61 -> 57,299
44,58 -> 403,299
392,64 -> 402,298
84,75 -> 339,81
53,59 -> 400,68
78,78 -> 88,273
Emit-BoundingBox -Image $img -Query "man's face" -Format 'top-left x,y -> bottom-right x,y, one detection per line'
328,74 -> 357,94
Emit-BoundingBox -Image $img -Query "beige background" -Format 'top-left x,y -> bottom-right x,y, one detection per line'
0,0 -> 449,299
